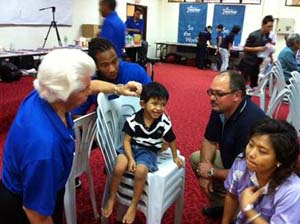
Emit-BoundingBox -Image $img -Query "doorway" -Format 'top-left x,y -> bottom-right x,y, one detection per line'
126,3 -> 147,40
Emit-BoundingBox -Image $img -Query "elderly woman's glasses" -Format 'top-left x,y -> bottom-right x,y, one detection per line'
206,88 -> 236,98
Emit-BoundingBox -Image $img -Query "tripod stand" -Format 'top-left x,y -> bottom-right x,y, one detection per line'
41,6 -> 62,48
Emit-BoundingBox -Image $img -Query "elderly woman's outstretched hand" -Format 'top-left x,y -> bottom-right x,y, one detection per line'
118,81 -> 143,96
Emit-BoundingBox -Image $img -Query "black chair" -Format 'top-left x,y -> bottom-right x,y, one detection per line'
138,41 -> 160,80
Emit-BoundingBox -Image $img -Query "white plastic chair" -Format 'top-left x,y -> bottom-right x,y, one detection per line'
64,112 -> 99,224
268,60 -> 286,109
96,93 -> 185,224
253,71 -> 272,111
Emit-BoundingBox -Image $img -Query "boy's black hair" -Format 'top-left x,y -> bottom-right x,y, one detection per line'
140,82 -> 169,103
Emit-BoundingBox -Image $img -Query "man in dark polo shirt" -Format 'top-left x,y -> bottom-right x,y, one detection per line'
189,71 -> 266,218
240,15 -> 274,90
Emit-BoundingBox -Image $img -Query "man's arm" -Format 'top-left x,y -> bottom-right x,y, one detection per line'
127,28 -> 141,34
244,45 -> 266,53
221,192 -> 239,224
90,80 -> 142,96
198,138 -> 217,195
23,206 -> 53,224
200,138 -> 217,163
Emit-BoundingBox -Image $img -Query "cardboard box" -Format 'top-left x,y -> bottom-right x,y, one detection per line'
81,24 -> 99,38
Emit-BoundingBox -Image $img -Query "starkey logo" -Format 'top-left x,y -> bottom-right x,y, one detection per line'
186,6 -> 201,13
222,7 -> 238,15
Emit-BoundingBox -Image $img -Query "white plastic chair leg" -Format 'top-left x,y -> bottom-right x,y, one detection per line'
64,179 -> 77,224
174,178 -> 185,224
86,168 -> 100,220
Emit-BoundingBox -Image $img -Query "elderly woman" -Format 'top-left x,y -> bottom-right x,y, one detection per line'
222,118 -> 300,224
278,33 -> 300,83
0,49 -> 141,224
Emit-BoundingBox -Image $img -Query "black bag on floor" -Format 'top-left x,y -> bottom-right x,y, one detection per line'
0,60 -> 22,82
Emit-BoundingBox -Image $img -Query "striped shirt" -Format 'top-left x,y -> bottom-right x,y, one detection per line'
122,109 -> 176,152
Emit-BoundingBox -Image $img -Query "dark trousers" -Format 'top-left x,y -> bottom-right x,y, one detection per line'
0,180 -> 65,224
241,64 -> 260,88
196,45 -> 208,69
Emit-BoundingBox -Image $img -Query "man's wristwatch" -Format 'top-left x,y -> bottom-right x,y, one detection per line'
242,203 -> 254,212
207,167 -> 215,177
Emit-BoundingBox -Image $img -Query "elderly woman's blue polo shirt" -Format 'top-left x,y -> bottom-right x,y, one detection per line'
2,90 -> 75,216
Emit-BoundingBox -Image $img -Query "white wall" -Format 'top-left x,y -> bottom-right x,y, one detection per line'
0,0 -> 99,50
0,0 -> 299,58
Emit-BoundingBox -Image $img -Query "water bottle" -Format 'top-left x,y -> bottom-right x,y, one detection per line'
63,36 -> 68,47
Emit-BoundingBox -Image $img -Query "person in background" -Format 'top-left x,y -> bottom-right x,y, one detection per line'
0,49 -> 142,224
125,8 -> 144,36
220,25 -> 241,72
196,25 -> 213,69
258,31 -> 277,81
215,24 -> 224,56
71,38 -> 152,117
222,118 -> 300,224
240,15 -> 274,91
98,0 -> 125,58
102,82 -> 183,224
278,33 -> 300,83
125,7 -> 145,62
189,71 -> 266,219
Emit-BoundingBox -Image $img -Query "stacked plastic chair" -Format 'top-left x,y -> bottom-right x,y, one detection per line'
267,71 -> 300,137
64,112 -> 99,224
96,93 -> 185,224
253,60 -> 286,112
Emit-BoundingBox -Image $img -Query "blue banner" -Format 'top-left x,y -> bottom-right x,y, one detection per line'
178,4 -> 207,43
212,5 -> 245,45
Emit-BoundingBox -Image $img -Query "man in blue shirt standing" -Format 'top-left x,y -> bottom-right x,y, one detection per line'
99,0 -> 125,58
72,38 -> 152,116
278,33 -> 300,83
125,8 -> 144,36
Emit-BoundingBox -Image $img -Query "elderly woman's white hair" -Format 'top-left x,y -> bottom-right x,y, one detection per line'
34,49 -> 96,103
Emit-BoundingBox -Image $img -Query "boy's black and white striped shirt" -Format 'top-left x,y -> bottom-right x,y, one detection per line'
122,109 -> 176,152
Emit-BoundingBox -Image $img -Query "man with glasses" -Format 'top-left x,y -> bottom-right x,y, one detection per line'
189,71 -> 266,219
239,15 -> 274,92
72,38 -> 151,116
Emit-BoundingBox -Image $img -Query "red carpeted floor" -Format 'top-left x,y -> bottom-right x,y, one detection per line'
0,63 -> 289,224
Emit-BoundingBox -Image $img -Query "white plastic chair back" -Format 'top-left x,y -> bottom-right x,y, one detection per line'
64,112 -> 99,224
268,61 -> 286,107
287,72 -> 300,136
96,93 -> 185,224
266,87 -> 290,119
253,71 -> 271,111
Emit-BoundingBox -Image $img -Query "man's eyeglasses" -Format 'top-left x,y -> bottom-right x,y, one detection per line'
206,88 -> 236,98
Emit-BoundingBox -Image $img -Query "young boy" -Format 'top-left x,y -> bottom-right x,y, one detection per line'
102,82 -> 183,223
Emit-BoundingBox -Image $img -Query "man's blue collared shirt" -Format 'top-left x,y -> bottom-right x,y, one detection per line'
125,17 -> 144,36
99,11 -> 125,57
